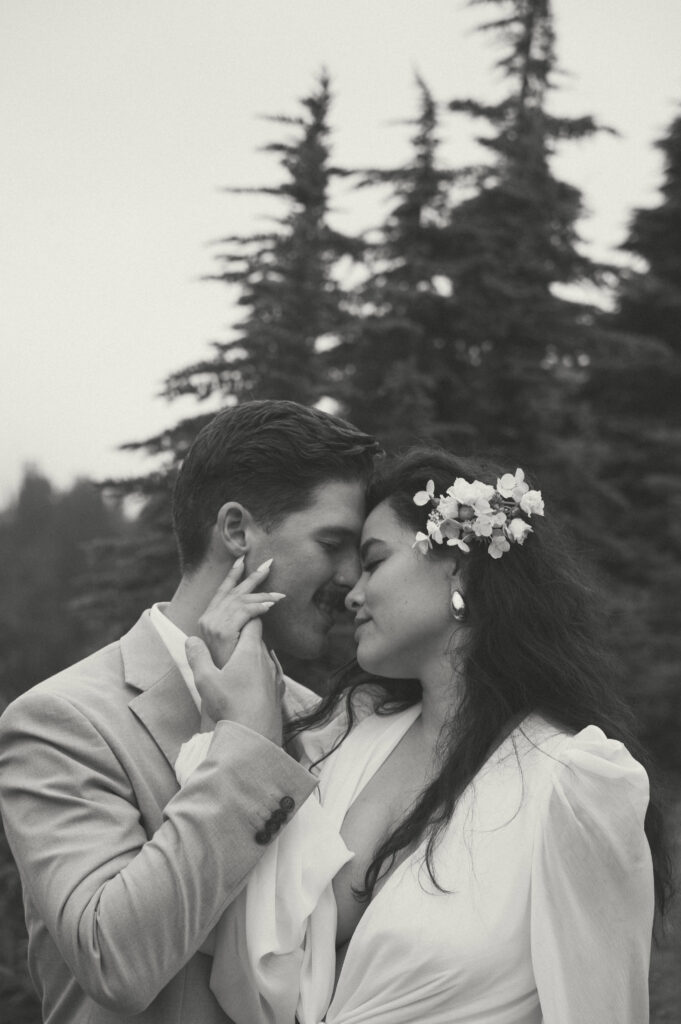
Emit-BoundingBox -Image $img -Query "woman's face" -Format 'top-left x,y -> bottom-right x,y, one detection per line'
345,499 -> 460,679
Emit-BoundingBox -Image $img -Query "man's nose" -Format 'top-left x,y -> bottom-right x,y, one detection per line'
336,548 -> 361,589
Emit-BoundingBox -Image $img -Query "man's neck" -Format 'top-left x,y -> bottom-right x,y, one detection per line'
163,564 -> 226,636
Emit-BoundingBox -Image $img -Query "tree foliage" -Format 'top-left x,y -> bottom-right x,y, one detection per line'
591,106 -> 681,764
164,70 -> 358,409
66,2 -> 681,763
3,6 -> 681,1018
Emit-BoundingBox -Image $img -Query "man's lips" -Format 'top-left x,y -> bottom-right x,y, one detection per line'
353,616 -> 371,636
313,587 -> 347,624
313,594 -> 342,627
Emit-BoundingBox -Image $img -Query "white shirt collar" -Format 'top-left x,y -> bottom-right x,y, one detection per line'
148,603 -> 201,711
148,604 -> 322,723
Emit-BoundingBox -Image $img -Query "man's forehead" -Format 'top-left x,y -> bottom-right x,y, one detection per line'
285,479 -> 366,531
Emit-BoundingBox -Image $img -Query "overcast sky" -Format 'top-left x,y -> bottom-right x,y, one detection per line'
2,0 -> 680,504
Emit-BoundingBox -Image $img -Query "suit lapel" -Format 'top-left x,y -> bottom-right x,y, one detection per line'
122,613 -> 201,772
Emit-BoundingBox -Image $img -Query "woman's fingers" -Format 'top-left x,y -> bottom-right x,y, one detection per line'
201,593 -> 285,634
232,557 -> 275,596
206,555 -> 247,608
203,557 -> 276,620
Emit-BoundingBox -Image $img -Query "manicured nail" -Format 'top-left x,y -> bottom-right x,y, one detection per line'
233,555 -> 245,569
261,601 -> 276,610
256,557 -> 274,572
269,592 -> 286,600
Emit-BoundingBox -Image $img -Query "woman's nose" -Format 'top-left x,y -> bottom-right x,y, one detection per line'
345,580 -> 364,613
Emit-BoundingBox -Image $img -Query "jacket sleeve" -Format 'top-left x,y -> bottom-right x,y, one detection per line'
0,689 -> 316,1015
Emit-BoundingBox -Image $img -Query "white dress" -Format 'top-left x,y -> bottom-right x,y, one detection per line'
176,702 -> 654,1024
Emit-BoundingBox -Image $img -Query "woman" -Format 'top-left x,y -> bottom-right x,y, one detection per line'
181,448 -> 670,1024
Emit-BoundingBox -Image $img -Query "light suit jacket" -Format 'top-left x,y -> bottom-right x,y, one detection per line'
0,613 -> 317,1024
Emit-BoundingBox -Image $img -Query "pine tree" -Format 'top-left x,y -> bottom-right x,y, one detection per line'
441,0 -> 615,466
333,76 -> 459,446
163,70 -> 358,410
592,107 -> 681,765
78,73 -> 360,632
0,469 -> 126,704
618,109 -> 681,354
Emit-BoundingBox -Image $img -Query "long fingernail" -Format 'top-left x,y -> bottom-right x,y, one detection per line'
233,555 -> 245,569
269,592 -> 286,600
256,557 -> 274,572
261,601 -> 276,610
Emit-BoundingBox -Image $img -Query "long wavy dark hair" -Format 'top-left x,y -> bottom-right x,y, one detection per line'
287,447 -> 672,915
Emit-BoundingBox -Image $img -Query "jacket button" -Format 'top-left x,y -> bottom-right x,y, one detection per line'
270,808 -> 287,826
254,829 -> 271,845
279,795 -> 295,812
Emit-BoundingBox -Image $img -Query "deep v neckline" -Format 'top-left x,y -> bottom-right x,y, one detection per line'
329,710 -> 532,1004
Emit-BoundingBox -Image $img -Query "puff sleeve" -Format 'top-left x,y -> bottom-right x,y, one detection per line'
531,725 -> 654,1024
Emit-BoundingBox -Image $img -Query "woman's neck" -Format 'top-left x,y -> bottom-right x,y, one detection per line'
416,655 -> 464,754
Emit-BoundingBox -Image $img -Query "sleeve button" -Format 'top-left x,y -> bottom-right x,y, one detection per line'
279,795 -> 295,812
254,829 -> 271,845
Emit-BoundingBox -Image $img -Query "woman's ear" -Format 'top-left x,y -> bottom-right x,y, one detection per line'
215,502 -> 252,558
444,552 -> 462,583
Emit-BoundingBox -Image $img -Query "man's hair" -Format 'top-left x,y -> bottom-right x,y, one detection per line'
172,400 -> 380,573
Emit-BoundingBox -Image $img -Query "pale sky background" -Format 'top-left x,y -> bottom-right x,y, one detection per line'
2,0 -> 680,505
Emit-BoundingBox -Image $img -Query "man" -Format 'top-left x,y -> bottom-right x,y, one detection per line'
0,400 -> 379,1024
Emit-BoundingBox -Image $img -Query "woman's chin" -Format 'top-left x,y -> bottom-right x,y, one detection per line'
356,646 -> 383,676
357,647 -> 407,680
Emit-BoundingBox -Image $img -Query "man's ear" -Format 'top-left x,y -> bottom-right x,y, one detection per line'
215,502 -> 255,558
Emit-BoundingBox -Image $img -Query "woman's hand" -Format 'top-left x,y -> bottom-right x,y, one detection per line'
198,556 -> 286,668
186,619 -> 285,746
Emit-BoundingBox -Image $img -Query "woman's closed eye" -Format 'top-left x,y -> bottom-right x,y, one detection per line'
363,559 -> 383,574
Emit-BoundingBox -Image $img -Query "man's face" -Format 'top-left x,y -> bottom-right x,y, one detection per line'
249,478 -> 366,660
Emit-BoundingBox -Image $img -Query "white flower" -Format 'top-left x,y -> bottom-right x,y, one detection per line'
414,469 -> 543,558
413,532 -> 432,554
472,511 -> 506,538
437,493 -> 460,519
488,533 -> 511,559
413,480 -> 436,506
448,478 -> 494,513
519,489 -> 544,516
507,518 -> 533,544
429,525 -> 444,545
439,518 -> 464,543
496,468 -> 529,502
447,537 -> 471,553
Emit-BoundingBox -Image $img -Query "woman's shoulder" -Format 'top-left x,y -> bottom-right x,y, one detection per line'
513,714 -> 650,825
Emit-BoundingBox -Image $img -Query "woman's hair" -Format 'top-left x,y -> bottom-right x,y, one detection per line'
287,446 -> 672,915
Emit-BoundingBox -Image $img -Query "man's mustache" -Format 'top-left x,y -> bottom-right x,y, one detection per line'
315,584 -> 350,613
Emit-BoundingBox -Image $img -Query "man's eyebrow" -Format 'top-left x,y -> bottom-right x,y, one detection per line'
313,526 -> 360,539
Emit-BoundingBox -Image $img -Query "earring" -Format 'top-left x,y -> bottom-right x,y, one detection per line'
450,590 -> 467,622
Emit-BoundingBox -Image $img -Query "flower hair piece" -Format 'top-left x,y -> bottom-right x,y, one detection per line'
413,468 -> 545,560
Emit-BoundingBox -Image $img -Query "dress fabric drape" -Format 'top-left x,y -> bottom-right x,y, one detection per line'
176,707 -> 654,1024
